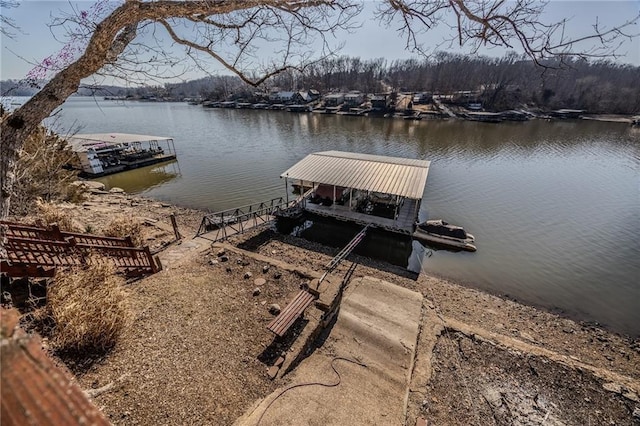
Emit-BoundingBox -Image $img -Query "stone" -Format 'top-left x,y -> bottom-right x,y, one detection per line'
244,271 -> 253,279
216,249 -> 226,257
268,304 -> 281,315
622,391 -> 639,402
219,255 -> 229,262
416,418 -> 428,426
252,288 -> 261,296
482,388 -> 502,408
632,407 -> 640,420
83,181 -> 106,191
261,301 -> 267,306
208,259 -> 218,266
254,278 -> 266,286
267,366 -> 279,380
109,187 -> 125,193
274,356 -> 285,367
519,331 -> 536,342
225,267 -> 232,273
603,382 -> 622,394
273,272 -> 282,280
262,265 -> 270,273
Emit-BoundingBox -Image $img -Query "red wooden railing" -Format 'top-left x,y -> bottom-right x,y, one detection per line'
1,221 -> 161,278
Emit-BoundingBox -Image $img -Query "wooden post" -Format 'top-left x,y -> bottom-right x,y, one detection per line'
170,214 -> 182,241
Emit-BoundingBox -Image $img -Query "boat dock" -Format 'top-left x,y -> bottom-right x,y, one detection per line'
67,133 -> 177,178
280,151 -> 430,235
194,151 -> 429,243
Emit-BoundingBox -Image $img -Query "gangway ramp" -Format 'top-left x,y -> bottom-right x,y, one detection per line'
195,197 -> 292,242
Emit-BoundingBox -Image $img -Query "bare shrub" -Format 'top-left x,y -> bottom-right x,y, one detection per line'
47,259 -> 131,354
34,198 -> 79,232
8,121 -> 79,216
103,215 -> 143,246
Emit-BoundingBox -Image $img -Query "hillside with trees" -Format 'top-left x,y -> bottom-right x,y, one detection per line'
5,52 -> 637,114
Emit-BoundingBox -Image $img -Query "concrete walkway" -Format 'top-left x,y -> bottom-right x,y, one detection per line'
158,239 -> 207,270
236,276 -> 423,426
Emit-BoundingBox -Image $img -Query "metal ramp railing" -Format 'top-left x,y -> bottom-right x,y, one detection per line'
267,225 -> 370,337
195,197 -> 291,241
325,224 -> 371,272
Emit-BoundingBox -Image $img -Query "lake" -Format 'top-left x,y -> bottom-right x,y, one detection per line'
23,97 -> 640,336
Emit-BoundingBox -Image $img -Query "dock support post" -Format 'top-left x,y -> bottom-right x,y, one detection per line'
285,176 -> 289,205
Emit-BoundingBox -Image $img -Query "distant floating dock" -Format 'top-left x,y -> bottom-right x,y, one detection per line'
68,133 -> 177,177
280,151 -> 430,235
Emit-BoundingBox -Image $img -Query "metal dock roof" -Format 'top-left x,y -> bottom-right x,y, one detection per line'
281,151 -> 430,200
67,133 -> 173,151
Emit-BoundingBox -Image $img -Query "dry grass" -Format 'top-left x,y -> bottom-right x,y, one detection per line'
47,259 -> 131,354
34,198 -> 78,232
103,215 -> 143,247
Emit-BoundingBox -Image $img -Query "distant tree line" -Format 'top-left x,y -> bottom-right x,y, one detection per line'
3,52 -> 638,113
269,52 -> 640,114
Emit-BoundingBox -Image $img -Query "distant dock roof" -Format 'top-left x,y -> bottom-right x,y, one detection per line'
281,151 -> 430,200
68,133 -> 173,151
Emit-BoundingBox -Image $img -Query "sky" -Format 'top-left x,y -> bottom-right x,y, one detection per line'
1,0 -> 638,84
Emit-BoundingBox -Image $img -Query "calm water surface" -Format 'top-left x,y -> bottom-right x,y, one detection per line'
48,98 -> 640,336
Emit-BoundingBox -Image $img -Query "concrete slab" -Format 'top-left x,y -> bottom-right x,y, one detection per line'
236,276 -> 423,426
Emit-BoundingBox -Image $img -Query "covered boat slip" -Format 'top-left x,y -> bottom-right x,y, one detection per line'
67,133 -> 177,177
281,151 -> 430,234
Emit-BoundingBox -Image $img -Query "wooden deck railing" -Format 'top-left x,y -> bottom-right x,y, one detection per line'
1,221 -> 161,278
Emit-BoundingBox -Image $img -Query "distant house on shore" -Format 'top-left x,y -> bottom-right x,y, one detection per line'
324,93 -> 345,107
269,90 -> 320,104
269,91 -> 296,103
370,94 -> 393,111
344,91 -> 365,107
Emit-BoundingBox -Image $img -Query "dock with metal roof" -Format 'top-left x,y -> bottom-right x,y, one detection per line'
67,133 -> 177,177
280,151 -> 430,234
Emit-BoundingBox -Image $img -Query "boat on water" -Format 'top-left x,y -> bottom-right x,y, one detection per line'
413,219 -> 476,252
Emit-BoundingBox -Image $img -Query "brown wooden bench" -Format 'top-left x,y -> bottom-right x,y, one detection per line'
267,290 -> 317,337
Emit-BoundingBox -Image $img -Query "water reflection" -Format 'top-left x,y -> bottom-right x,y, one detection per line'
280,215 -> 415,270
96,160 -> 181,193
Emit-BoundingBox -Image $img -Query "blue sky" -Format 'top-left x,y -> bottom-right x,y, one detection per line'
1,1 -> 638,84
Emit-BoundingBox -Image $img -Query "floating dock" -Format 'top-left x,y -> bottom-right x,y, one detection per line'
67,133 -> 177,177
280,151 -> 430,234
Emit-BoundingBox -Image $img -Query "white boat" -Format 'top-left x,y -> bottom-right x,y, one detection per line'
413,219 -> 476,252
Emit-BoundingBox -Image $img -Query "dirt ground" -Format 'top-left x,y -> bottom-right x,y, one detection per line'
5,189 -> 640,425
425,332 -> 637,425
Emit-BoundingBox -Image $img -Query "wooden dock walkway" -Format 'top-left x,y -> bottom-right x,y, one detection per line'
303,199 -> 417,234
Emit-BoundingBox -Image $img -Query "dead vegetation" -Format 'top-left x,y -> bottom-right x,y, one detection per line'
102,215 -> 144,247
33,198 -> 80,232
45,259 -> 131,354
7,120 -> 82,216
